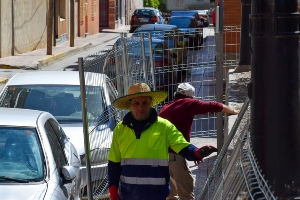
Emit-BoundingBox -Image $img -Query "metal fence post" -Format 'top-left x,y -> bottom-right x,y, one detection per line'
114,42 -> 122,97
121,33 -> 129,94
140,33 -> 148,84
78,57 -> 93,200
147,33 -> 156,90
215,32 -> 224,155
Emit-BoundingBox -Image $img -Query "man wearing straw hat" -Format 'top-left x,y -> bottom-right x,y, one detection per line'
159,82 -> 239,200
107,82 -> 217,200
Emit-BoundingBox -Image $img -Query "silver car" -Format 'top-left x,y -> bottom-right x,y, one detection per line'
0,71 -> 121,198
0,108 -> 80,199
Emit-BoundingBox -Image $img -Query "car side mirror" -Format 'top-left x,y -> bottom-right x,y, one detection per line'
61,166 -> 78,181
178,41 -> 186,47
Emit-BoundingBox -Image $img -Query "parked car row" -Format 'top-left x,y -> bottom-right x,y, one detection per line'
0,71 -> 121,199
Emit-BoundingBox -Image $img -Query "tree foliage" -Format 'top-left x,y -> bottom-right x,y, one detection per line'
144,0 -> 167,12
144,0 -> 160,9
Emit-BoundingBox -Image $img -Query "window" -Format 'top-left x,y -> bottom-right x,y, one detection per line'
44,120 -> 67,169
0,127 -> 44,182
0,85 -> 104,123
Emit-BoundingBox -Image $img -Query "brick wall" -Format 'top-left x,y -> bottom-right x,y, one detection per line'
223,0 -> 241,53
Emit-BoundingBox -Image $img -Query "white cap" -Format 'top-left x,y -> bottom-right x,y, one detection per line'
176,83 -> 195,97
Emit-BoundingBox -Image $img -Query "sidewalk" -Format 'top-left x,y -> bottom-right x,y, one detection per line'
0,25 -> 130,83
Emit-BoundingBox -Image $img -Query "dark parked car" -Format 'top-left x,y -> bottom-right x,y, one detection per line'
132,27 -> 188,83
168,16 -> 203,48
130,8 -> 163,33
170,10 -> 203,27
101,37 -> 178,102
132,24 -> 180,36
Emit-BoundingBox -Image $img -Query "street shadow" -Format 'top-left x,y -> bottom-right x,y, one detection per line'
64,64 -> 78,71
190,155 -> 218,197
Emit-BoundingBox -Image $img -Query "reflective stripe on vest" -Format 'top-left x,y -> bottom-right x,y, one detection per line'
121,158 -> 168,166
120,175 -> 166,185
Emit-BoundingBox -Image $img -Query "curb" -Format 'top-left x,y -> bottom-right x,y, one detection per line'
38,43 -> 93,69
0,43 -> 92,70
0,34 -> 121,70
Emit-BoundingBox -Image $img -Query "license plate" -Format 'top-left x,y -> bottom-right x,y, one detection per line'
140,18 -> 148,22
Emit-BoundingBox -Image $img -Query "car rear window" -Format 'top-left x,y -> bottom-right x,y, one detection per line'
134,9 -> 155,16
169,18 -> 194,28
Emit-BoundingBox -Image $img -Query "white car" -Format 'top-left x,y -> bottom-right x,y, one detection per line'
0,71 -> 121,198
0,108 -> 80,199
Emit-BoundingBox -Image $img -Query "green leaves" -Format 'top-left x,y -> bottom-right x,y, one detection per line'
144,0 -> 160,9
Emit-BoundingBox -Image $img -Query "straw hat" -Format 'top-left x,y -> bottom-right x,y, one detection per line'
113,83 -> 168,110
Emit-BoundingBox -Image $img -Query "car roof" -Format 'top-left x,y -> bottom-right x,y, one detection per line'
136,24 -> 178,31
171,10 -> 198,14
141,7 -> 156,10
0,107 -> 45,127
169,16 -> 195,19
135,8 -> 156,11
5,71 -> 108,86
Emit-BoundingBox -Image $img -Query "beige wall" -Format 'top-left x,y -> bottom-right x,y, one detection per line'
1,0 -> 13,57
1,0 -> 47,57
14,0 -> 48,55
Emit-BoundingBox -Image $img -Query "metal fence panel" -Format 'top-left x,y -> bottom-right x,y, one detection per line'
79,27 -> 222,199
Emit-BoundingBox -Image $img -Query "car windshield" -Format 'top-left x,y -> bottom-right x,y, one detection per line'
126,40 -> 165,54
172,11 -> 195,16
134,9 -> 155,15
169,18 -> 194,28
0,127 -> 44,182
0,85 -> 105,123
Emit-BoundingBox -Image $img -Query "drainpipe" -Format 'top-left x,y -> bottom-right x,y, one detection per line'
11,0 -> 14,56
249,0 -> 300,198
53,0 -> 56,46
239,0 -> 251,65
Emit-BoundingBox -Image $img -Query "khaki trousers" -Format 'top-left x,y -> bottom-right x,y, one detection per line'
167,153 -> 194,200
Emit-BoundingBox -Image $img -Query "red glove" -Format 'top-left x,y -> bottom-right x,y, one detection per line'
195,145 -> 218,159
109,185 -> 120,200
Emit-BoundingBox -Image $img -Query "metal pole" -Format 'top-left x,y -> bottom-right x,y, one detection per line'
250,0 -> 300,198
11,0 -> 14,56
114,43 -> 122,96
53,0 -> 56,46
47,0 -> 54,55
78,57 -> 93,200
239,0 -> 251,65
70,0 -> 75,47
121,33 -> 129,93
148,33 -> 156,90
215,0 -> 224,154
140,33 -> 148,83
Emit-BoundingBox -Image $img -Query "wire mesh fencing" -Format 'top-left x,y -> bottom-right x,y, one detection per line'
78,27 -> 222,199
197,98 -> 276,200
